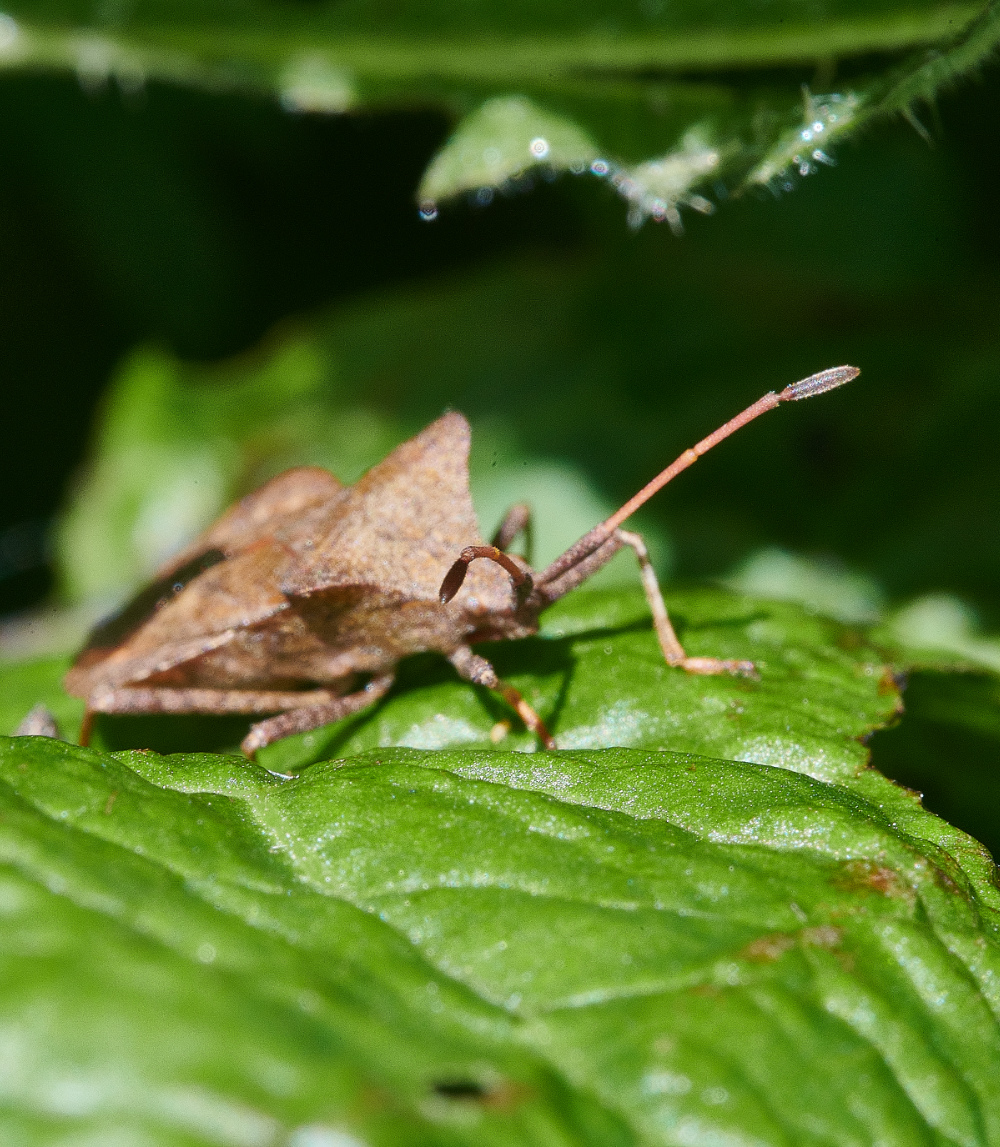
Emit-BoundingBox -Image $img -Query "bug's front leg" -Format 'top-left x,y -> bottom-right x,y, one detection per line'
449,646 -> 555,749
615,529 -> 755,677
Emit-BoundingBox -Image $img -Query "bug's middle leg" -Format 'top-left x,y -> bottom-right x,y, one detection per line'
449,646 -> 555,749
615,528 -> 755,676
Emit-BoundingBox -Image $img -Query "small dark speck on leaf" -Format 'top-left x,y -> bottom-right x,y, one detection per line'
432,1077 -> 531,1109
433,1080 -> 486,1100
689,983 -> 721,997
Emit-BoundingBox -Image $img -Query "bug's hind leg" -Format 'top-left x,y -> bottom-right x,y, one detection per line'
449,646 -> 555,750
241,674 -> 395,758
616,529 -> 755,677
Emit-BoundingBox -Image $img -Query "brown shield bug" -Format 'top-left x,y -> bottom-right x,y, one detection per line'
65,366 -> 858,757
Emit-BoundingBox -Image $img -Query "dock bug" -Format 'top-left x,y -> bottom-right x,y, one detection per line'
65,366 -> 859,757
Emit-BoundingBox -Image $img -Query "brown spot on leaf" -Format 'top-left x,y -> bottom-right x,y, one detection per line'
689,983 -> 721,997
802,925 -> 843,949
740,933 -> 796,962
931,865 -> 964,896
833,860 -> 910,899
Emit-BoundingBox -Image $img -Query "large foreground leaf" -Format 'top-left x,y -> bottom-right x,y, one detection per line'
2,0 -> 999,222
1,733 -> 998,1145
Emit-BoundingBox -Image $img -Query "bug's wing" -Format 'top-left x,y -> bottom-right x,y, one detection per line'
159,466 -> 343,577
280,412 -> 511,610
67,468 -> 343,696
66,541 -> 296,694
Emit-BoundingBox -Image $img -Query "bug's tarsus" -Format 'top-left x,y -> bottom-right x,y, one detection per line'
79,708 -> 95,748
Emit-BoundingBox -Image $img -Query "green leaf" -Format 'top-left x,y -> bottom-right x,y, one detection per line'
724,547 -> 887,626
2,731 -> 998,1144
1,0 -> 997,224
0,736 -> 631,1145
418,96 -> 599,207
0,656 -> 83,744
878,594 -> 1000,674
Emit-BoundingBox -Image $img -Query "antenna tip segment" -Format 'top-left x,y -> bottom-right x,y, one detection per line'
779,365 -> 860,402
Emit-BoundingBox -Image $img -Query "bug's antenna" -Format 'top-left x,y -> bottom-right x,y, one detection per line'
538,365 -> 859,586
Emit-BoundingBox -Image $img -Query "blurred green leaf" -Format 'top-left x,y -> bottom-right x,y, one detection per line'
1,0 -> 997,223
2,725 -> 998,1143
0,655 -> 82,742
724,547 -> 888,625
878,593 -> 1000,674
55,335 -> 405,607
418,96 -> 598,208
